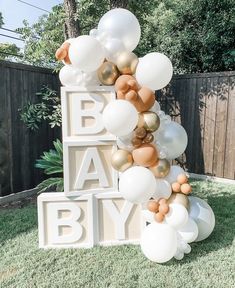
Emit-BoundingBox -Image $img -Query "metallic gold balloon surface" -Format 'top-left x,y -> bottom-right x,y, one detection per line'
97,61 -> 120,85
167,192 -> 189,209
111,149 -> 133,172
149,159 -> 170,178
138,111 -> 160,132
116,51 -> 139,75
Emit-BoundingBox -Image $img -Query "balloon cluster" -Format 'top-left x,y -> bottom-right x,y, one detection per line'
56,8 -> 215,264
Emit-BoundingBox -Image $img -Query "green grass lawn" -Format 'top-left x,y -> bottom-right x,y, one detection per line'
0,180 -> 235,288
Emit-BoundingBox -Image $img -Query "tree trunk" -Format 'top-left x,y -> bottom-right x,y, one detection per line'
110,0 -> 128,9
63,0 -> 80,39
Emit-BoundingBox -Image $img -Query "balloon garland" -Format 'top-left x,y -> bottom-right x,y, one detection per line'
56,8 -> 215,263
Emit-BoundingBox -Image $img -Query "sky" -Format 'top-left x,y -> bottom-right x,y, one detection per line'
0,0 -> 63,49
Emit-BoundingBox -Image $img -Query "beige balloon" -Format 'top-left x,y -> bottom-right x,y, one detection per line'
116,51 -> 139,75
149,159 -> 170,178
97,61 -> 120,85
111,149 -> 133,172
167,192 -> 189,209
138,111 -> 160,132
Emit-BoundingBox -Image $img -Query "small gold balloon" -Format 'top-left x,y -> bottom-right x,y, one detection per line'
167,192 -> 189,209
97,61 -> 120,85
111,149 -> 133,172
149,159 -> 170,178
116,51 -> 139,75
138,111 -> 160,132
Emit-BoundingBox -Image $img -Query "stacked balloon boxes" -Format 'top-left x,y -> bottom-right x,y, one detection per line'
37,8 -> 215,263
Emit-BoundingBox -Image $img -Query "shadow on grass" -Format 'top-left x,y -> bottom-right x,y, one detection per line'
0,204 -> 37,244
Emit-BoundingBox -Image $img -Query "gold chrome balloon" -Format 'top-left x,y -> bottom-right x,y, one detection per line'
167,192 -> 189,209
149,159 -> 170,178
97,61 -> 120,85
111,149 -> 133,172
137,111 -> 160,132
116,51 -> 139,75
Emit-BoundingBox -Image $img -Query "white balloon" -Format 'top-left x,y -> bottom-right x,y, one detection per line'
103,38 -> 126,63
59,65 -> 82,86
80,71 -> 101,86
177,218 -> 199,243
153,179 -> 172,200
174,251 -> 184,260
141,222 -> 177,263
136,52 -> 173,90
189,196 -> 215,242
142,209 -> 155,223
117,132 -> 134,152
149,100 -> 161,113
119,166 -> 156,204
164,165 -> 186,184
98,8 -> 141,51
155,121 -> 188,159
165,204 -> 189,229
89,28 -> 98,37
69,35 -> 105,71
102,100 -> 138,137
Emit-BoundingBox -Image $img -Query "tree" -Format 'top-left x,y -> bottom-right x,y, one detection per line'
0,43 -> 21,60
63,0 -> 80,38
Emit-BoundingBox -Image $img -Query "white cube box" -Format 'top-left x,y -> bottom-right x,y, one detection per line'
63,140 -> 118,196
38,192 -> 143,248
61,86 -> 116,141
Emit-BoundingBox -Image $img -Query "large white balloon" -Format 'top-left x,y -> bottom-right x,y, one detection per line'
119,166 -> 156,203
69,35 -> 105,71
177,218 -> 199,243
164,165 -> 186,184
136,52 -> 173,90
189,196 -> 215,242
153,179 -> 172,200
59,65 -> 82,86
102,100 -> 138,137
165,203 -> 189,229
141,222 -> 177,263
103,38 -> 126,63
97,8 -> 141,51
155,121 -> 188,159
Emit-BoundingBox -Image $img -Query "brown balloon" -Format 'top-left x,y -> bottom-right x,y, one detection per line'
177,174 -> 188,184
172,182 -> 181,193
116,51 -> 139,75
111,149 -> 133,172
154,212 -> 164,222
131,137 -> 143,148
167,192 -> 189,209
55,41 -> 71,64
143,132 -> 154,144
147,200 -> 159,213
135,127 -> 147,139
135,87 -> 155,112
132,143 -> 158,167
138,111 -> 160,132
181,183 -> 192,195
97,61 -> 120,85
149,159 -> 171,178
159,203 -> 169,214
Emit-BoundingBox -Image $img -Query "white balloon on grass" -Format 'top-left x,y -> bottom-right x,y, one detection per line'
189,196 -> 215,242
69,35 -> 105,72
102,100 -> 138,137
103,38 -> 126,63
165,203 -> 189,229
119,166 -> 156,204
155,121 -> 188,159
136,52 -> 173,90
164,165 -> 186,184
89,28 -> 98,37
153,179 -> 172,200
97,8 -> 141,51
141,222 -> 177,263
177,218 -> 199,243
59,65 -> 82,86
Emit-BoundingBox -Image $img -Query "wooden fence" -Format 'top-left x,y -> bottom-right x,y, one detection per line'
0,61 -> 61,196
0,61 -> 234,196
158,71 -> 235,180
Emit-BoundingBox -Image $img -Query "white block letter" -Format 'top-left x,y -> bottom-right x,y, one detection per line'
74,147 -> 109,189
75,94 -> 104,135
103,200 -> 134,240
48,203 -> 83,244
